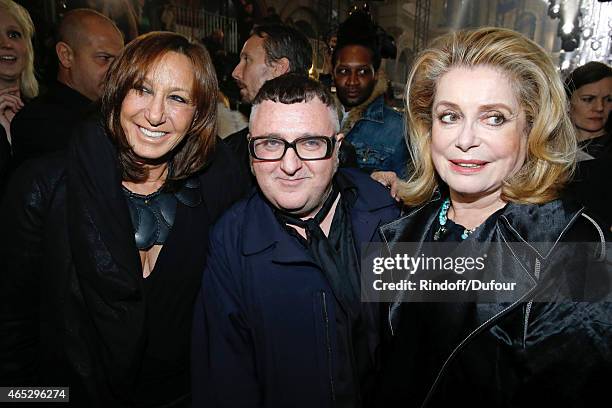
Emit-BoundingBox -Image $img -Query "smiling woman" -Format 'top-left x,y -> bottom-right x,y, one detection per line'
0,32 -> 250,406
379,27 -> 611,407
0,0 -> 37,190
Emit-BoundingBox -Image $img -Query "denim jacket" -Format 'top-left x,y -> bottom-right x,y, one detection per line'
343,95 -> 409,178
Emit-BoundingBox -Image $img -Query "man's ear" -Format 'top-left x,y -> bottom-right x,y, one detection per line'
272,57 -> 291,76
56,41 -> 74,69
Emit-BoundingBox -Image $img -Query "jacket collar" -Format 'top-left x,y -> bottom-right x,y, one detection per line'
242,169 -> 395,261
381,195 -> 587,404
50,80 -> 94,110
361,96 -> 384,123
499,199 -> 584,246
381,194 -> 584,250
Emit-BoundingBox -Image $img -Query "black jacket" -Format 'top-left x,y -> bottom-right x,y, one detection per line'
0,126 -> 9,196
378,197 -> 611,408
10,81 -> 93,167
0,119 -> 250,406
565,154 -> 612,229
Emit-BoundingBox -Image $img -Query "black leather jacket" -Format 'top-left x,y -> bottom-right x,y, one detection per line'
0,120 -> 250,406
378,196 -> 611,408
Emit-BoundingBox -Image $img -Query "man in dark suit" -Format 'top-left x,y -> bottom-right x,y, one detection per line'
192,75 -> 400,407
10,8 -> 123,167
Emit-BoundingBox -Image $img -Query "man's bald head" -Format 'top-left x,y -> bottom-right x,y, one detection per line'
56,8 -> 124,101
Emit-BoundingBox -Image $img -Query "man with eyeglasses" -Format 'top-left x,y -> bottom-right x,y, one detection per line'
192,74 -> 400,408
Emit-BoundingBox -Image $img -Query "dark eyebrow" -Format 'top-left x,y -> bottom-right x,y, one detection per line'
251,133 -> 332,139
140,77 -> 190,94
336,63 -> 371,69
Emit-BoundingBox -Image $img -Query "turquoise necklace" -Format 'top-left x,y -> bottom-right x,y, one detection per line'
434,198 -> 475,241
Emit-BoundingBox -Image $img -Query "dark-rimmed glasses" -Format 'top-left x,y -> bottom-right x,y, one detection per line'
248,135 -> 337,161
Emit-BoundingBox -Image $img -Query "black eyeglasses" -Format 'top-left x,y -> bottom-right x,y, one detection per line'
248,135 -> 337,161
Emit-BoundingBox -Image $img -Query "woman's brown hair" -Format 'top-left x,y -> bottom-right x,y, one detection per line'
101,31 -> 218,185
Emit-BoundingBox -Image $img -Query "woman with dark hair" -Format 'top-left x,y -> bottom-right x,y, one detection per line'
565,61 -> 612,161
0,32 -> 249,407
564,61 -> 612,229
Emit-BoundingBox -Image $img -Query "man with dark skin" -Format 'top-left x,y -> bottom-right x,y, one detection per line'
10,9 -> 123,166
332,13 -> 409,184
334,45 -> 378,109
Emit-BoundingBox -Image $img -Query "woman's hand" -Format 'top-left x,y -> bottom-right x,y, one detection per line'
371,170 -> 401,201
0,87 -> 24,144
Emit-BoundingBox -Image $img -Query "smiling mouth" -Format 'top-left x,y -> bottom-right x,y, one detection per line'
449,160 -> 488,171
139,126 -> 167,139
0,56 -> 17,62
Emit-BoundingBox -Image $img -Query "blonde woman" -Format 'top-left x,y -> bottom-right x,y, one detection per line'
0,0 -> 37,144
379,27 -> 611,407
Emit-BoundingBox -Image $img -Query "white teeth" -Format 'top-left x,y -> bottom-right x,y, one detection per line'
457,163 -> 481,168
139,126 -> 166,138
0,56 -> 16,61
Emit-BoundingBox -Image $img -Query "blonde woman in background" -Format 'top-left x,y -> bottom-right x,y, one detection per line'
0,0 -> 37,145
0,0 -> 37,192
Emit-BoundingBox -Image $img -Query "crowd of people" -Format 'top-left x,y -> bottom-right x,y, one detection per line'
0,1 -> 610,407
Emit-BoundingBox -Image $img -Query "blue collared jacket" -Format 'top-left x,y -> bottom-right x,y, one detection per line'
192,168 -> 400,408
343,95 -> 409,179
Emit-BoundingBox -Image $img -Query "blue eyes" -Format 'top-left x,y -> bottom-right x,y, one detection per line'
439,112 -> 506,126
484,114 -> 505,126
440,112 -> 459,124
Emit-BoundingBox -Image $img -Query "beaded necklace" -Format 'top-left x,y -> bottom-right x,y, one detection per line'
433,198 -> 475,241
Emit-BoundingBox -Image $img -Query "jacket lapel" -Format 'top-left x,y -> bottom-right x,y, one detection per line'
241,190 -> 314,265
380,198 -> 586,406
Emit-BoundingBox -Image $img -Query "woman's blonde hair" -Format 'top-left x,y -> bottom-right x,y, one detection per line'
399,27 -> 576,206
0,0 -> 38,99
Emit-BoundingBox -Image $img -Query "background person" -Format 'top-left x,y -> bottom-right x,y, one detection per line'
332,11 -> 409,179
565,61 -> 612,161
564,61 -> 612,229
10,8 -> 124,167
0,0 -> 37,192
225,24 -> 313,165
226,23 -> 358,177
0,32 -> 249,406
379,27 -> 611,407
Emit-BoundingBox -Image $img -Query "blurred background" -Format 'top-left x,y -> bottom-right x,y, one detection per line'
13,0 -> 612,104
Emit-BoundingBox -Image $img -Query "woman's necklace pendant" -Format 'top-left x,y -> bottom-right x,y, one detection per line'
434,198 -> 475,241
433,226 -> 447,241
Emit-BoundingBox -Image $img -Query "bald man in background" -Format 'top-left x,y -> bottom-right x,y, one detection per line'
10,8 -> 123,167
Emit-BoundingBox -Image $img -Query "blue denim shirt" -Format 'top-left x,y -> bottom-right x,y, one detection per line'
344,95 -> 409,178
